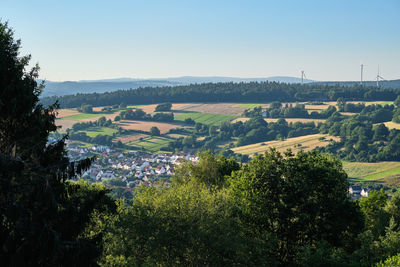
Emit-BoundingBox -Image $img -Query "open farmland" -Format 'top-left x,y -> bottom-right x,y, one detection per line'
232,117 -> 326,124
62,113 -> 105,121
117,120 -> 184,134
127,136 -> 172,153
174,112 -> 238,126
55,119 -> 76,131
236,103 -> 269,109
57,108 -> 81,118
232,134 -> 339,157
174,103 -> 246,115
77,126 -> 118,137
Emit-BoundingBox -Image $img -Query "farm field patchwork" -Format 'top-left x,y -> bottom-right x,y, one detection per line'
126,136 -> 173,153
232,134 -> 339,157
174,112 -> 238,126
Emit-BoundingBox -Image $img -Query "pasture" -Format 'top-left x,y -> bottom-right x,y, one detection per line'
343,161 -> 400,182
232,134 -> 339,157
62,113 -> 104,121
77,126 -> 118,137
127,136 -> 172,153
174,112 -> 238,126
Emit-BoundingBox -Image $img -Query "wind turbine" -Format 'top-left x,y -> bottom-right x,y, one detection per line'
301,70 -> 307,84
376,66 -> 386,87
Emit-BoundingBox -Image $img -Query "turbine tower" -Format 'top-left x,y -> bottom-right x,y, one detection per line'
376,66 -> 386,87
301,70 -> 307,84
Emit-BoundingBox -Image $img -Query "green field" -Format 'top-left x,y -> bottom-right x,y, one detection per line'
78,127 -> 118,137
127,136 -> 172,152
62,113 -> 104,121
343,161 -> 400,182
174,112 -> 238,126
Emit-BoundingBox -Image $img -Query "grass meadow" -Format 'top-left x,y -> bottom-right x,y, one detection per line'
174,112 -> 238,126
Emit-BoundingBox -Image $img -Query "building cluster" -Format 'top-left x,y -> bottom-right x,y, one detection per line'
66,142 -> 199,189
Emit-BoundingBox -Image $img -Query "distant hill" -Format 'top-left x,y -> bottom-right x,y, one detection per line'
39,76 -> 313,97
313,79 -> 400,89
39,80 -> 181,97
40,76 -> 400,97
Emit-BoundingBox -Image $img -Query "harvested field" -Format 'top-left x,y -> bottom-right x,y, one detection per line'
232,117 -> 326,124
57,108 -> 80,118
236,103 -> 270,109
175,103 -> 246,115
232,134 -> 339,157
384,121 -> 400,130
55,119 -> 76,130
92,106 -> 106,112
117,120 -> 183,134
304,104 -> 332,110
116,133 -> 148,143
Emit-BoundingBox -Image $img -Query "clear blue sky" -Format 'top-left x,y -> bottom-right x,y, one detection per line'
1,0 -> 399,81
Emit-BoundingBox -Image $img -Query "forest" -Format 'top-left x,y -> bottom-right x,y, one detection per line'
40,81 -> 400,109
3,22 -> 400,267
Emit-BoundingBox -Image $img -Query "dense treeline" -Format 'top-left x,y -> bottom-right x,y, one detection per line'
319,109 -> 400,161
119,108 -> 174,122
245,101 -> 337,119
41,81 -> 400,108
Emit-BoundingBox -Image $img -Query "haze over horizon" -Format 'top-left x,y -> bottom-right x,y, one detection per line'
1,0 -> 399,82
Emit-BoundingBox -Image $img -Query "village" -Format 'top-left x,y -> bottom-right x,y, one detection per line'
65,141 -> 199,191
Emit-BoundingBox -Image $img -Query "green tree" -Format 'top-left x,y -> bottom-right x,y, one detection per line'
359,190 -> 389,238
0,22 -> 114,266
150,126 -> 160,136
78,103 -> 93,113
101,181 -> 275,266
155,102 -> 172,111
174,151 -> 240,189
229,149 -> 363,264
